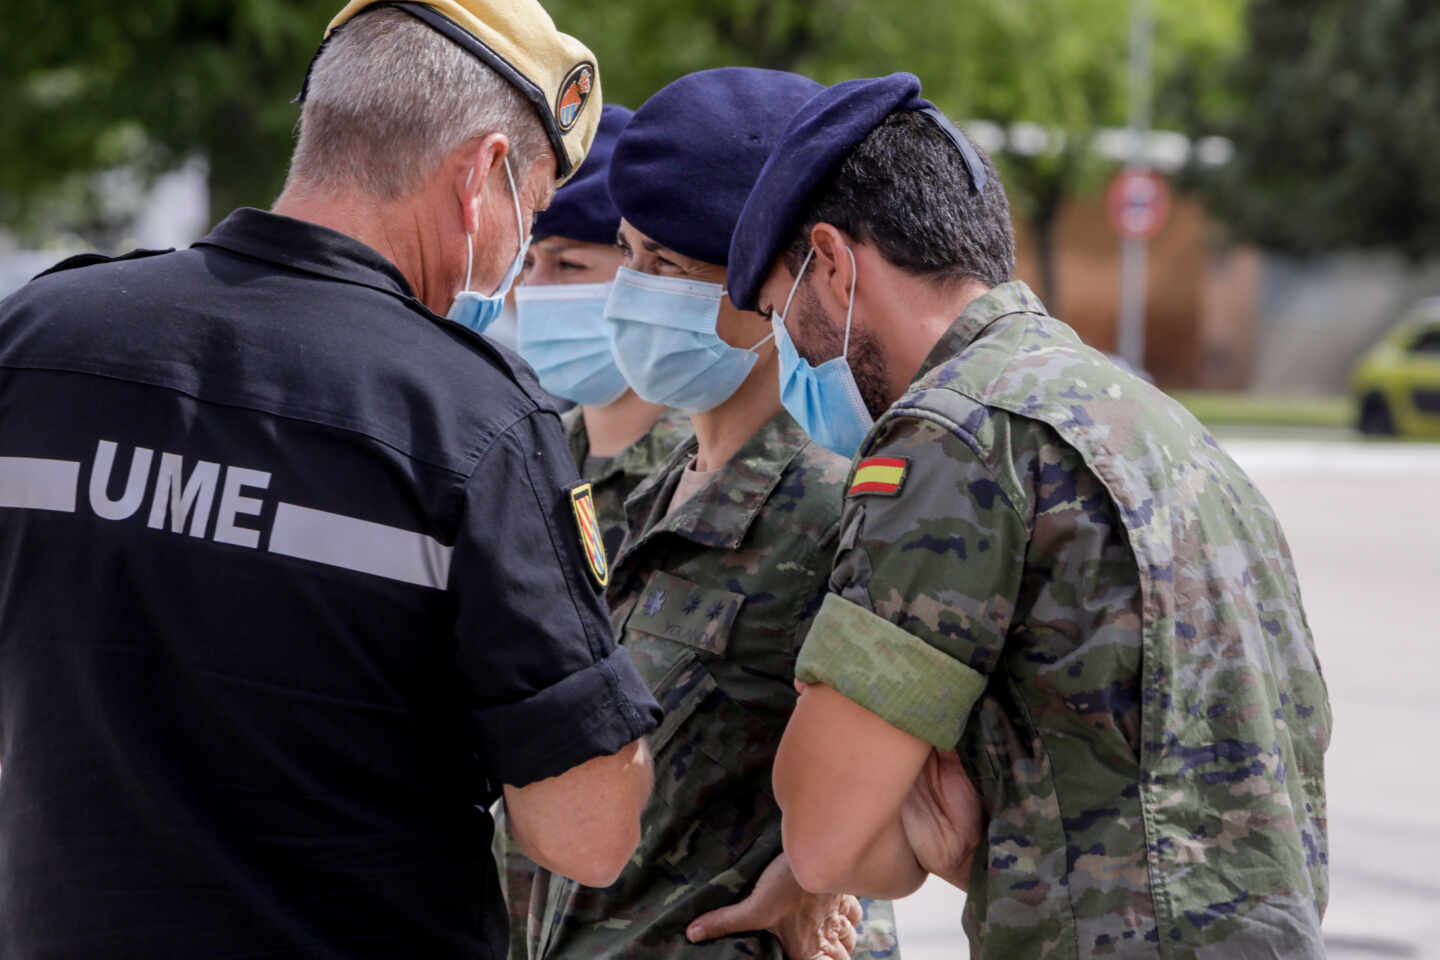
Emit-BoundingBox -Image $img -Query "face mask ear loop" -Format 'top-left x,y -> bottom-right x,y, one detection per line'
467,156 -> 526,298
731,283 -> 777,355
488,155 -> 528,297
780,248 -> 817,330
462,234 -> 474,294
504,156 -> 525,252
461,166 -> 476,294
842,246 -> 858,359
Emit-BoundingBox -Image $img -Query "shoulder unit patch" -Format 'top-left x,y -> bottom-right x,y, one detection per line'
569,482 -> 609,588
849,456 -> 909,497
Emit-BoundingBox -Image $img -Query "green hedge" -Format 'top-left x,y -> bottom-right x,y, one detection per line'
1171,391 -> 1351,428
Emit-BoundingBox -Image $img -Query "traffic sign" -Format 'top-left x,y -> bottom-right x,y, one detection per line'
1107,169 -> 1171,239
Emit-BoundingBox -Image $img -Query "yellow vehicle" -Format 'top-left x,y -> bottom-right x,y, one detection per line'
1351,299 -> 1440,437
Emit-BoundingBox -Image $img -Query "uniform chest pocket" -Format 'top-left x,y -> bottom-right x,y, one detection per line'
621,571 -> 777,787
603,573 -> 787,932
647,654 -> 720,759
624,571 -> 745,658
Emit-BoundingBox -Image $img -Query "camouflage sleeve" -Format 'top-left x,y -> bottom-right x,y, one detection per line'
795,415 -> 1028,749
490,801 -> 537,960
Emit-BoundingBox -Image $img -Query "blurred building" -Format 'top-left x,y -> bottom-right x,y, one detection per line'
8,150 -> 1436,398
0,159 -> 208,301
1014,193 -> 1440,395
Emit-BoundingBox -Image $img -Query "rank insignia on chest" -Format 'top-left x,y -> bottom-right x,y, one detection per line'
849,456 -> 909,497
569,482 -> 609,588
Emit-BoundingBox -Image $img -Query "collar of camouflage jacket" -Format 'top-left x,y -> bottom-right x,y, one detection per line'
562,405 -> 589,465
912,280 -> 1053,384
564,406 -> 693,485
619,409 -> 810,555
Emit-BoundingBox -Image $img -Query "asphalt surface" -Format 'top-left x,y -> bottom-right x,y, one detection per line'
891,435 -> 1440,960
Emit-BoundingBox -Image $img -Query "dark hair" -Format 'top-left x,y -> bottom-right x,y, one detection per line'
784,110 -> 1015,288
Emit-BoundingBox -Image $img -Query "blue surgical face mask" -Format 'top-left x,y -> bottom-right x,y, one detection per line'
771,247 -> 875,458
483,300 -> 520,351
604,266 -> 774,413
448,156 -> 532,335
514,281 -> 628,406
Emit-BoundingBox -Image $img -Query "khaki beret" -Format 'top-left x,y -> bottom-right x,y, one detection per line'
302,0 -> 601,183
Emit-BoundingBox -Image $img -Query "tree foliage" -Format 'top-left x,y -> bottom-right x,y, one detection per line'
0,0 -> 1241,269
0,0 -> 333,238
1210,0 -> 1440,259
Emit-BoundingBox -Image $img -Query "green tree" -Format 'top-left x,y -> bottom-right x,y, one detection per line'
937,0 -> 1243,306
1210,0 -> 1440,259
544,0 -> 1243,305
1,0 -> 1242,286
0,0 -> 333,239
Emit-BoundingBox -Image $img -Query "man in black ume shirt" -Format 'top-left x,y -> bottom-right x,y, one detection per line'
0,2 -> 660,957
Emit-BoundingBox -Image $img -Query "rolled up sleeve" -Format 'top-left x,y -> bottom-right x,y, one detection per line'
469,644 -> 658,787
451,411 -> 661,787
805,415 -> 1028,750
796,593 -> 988,749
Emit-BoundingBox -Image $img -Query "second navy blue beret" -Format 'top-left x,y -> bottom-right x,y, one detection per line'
608,67 -> 824,266
532,103 -> 632,246
727,73 -> 988,311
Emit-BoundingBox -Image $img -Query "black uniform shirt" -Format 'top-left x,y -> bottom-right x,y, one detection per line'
0,208 -> 661,959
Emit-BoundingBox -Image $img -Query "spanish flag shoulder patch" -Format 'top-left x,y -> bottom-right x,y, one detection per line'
849,456 -> 909,498
569,482 -> 609,589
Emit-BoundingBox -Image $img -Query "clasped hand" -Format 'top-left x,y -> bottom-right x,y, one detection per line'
684,747 -> 982,960
687,852 -> 861,959
899,747 -> 984,891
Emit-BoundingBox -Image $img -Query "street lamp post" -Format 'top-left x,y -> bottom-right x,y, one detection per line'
1117,0 -> 1154,372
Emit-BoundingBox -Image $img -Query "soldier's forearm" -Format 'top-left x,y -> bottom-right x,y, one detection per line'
775,684 -> 933,899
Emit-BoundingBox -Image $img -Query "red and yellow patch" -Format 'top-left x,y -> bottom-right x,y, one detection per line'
569,482 -> 608,588
849,456 -> 909,497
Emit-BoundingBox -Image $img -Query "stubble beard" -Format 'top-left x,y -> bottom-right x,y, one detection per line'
791,284 -> 892,420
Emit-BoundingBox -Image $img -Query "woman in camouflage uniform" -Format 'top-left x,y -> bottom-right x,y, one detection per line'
495,102 -> 691,958
521,69 -> 902,960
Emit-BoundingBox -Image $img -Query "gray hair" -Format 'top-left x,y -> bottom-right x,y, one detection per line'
287,7 -> 551,199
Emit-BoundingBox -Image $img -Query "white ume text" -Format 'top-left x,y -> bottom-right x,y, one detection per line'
89,439 -> 272,548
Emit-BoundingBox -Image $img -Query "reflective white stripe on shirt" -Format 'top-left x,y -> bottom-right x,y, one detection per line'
0,457 -> 81,513
268,502 -> 452,590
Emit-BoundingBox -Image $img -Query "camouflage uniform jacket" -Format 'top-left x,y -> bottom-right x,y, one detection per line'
795,282 -> 1330,959
528,410 -> 900,959
561,405 -> 694,561
498,405 -> 692,959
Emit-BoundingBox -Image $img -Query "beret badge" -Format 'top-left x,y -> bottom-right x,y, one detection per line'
556,63 -> 595,131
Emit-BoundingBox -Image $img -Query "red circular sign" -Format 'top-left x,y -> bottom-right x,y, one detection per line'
1106,170 -> 1172,239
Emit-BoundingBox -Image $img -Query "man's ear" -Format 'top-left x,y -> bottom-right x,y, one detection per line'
454,133 -> 511,236
809,222 -> 856,315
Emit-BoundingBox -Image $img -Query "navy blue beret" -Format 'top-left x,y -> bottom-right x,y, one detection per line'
608,67 -> 824,266
532,103 -> 632,246
727,73 -> 988,311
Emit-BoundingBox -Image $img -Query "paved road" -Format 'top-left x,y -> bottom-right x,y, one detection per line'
891,437 -> 1440,959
